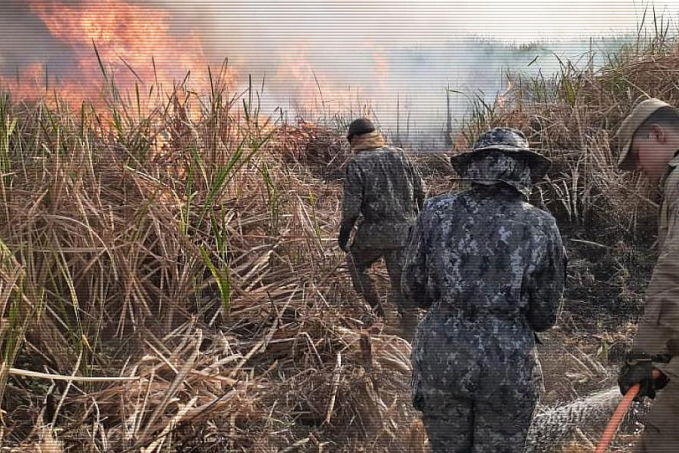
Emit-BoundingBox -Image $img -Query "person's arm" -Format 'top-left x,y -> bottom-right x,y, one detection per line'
525,220 -> 567,332
413,168 -> 426,212
406,157 -> 426,211
402,206 -> 432,309
620,179 -> 679,397
619,245 -> 679,397
632,176 -> 679,374
631,242 -> 679,369
339,162 -> 362,252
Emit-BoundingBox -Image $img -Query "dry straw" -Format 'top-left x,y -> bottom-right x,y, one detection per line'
2,13 -> 678,451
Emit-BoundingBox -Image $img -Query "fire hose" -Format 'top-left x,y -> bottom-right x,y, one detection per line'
594,369 -> 662,453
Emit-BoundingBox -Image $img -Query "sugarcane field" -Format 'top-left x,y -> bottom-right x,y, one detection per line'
2,1 -> 679,453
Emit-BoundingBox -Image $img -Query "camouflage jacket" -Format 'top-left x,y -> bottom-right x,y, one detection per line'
340,145 -> 425,249
632,155 -> 679,380
402,185 -> 565,328
403,185 -> 566,399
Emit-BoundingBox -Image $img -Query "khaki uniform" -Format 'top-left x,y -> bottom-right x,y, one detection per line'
632,155 -> 679,452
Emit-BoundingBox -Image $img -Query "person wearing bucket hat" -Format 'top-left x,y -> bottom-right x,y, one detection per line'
339,118 -> 426,340
449,126 -> 552,198
402,127 -> 566,452
615,98 -> 679,453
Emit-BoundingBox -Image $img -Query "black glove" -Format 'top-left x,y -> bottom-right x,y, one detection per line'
338,236 -> 350,253
338,225 -> 352,252
618,352 -> 664,400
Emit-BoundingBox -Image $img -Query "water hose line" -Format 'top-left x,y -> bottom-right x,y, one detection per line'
594,369 -> 662,453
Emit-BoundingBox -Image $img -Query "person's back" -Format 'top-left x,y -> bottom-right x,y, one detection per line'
347,146 -> 423,248
339,118 -> 425,338
403,127 -> 565,453
408,185 -> 563,404
417,186 -> 559,325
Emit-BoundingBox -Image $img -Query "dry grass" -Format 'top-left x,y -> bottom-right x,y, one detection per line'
2,19 -> 678,453
0,72 -> 427,452
451,28 -> 679,244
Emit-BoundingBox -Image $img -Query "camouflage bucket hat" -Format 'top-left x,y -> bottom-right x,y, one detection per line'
450,127 -> 551,184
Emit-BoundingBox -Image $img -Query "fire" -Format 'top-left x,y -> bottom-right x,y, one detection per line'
275,46 -> 365,117
497,78 -> 514,109
0,0 -> 381,125
1,0 -> 233,112
361,41 -> 389,90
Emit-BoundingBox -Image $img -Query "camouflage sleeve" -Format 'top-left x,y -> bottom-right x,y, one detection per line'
401,207 -> 432,310
525,221 -> 566,332
339,161 -> 363,247
413,166 -> 426,211
406,156 -> 426,211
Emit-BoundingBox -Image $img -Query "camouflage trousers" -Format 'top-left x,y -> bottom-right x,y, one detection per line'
414,385 -> 537,453
346,244 -> 406,315
635,382 -> 679,453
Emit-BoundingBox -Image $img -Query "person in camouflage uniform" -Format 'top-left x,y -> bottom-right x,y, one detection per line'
616,98 -> 679,452
339,118 -> 426,339
402,127 -> 566,453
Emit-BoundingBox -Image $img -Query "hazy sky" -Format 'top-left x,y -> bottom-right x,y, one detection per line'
162,0 -> 679,44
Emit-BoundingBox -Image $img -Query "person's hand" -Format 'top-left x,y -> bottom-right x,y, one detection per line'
338,229 -> 351,252
618,352 -> 666,400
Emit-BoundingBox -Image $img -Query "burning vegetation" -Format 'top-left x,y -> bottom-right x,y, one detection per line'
1,0 -> 373,123
3,0 -> 216,112
0,2 -> 678,453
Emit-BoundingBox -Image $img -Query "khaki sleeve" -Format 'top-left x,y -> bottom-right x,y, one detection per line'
657,357 -> 679,382
662,171 -> 679,248
632,167 -> 679,378
632,240 -> 679,357
632,193 -> 679,356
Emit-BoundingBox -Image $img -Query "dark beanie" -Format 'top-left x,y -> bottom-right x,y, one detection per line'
347,118 -> 376,141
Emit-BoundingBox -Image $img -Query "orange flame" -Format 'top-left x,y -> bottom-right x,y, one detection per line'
1,0 -> 383,124
1,0 -> 233,112
496,79 -> 513,109
275,46 -> 366,117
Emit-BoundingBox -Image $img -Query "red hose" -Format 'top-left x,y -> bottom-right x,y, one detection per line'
594,369 -> 662,453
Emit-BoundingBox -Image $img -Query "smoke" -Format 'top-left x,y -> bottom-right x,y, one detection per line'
0,1 -> 72,72
0,0 -> 676,148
